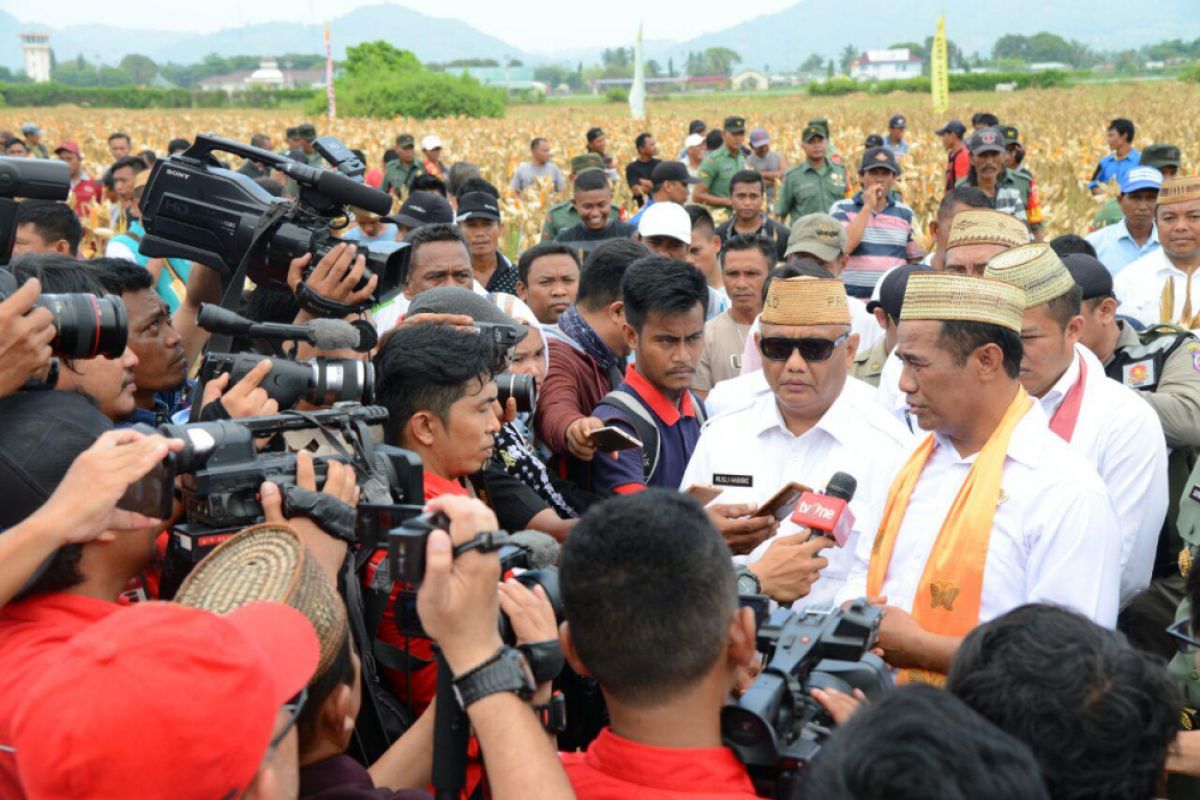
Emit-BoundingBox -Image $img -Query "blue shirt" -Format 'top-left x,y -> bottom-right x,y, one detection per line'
1086,219 -> 1160,276
591,366 -> 703,494
1089,149 -> 1141,190
884,137 -> 909,156
340,223 -> 398,245
116,383 -> 192,429
107,220 -> 192,315
628,197 -> 656,227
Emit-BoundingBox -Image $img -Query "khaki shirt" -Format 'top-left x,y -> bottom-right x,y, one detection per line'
850,338 -> 888,388
698,147 -> 747,200
773,159 -> 848,223
693,312 -> 752,391
1108,322 -> 1200,449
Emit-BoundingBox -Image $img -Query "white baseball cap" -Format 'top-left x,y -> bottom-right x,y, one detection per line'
638,202 -> 692,244
684,133 -> 705,148
421,134 -> 443,151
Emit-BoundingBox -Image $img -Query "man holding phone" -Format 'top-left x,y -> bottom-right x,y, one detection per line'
681,277 -> 913,608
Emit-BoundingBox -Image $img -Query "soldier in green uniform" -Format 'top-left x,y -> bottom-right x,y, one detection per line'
1093,143 -> 1182,231
295,124 -> 324,168
380,133 -> 425,199
773,124 -> 848,224
540,153 -> 621,241
998,125 -> 1044,239
693,116 -> 747,208
855,263 -> 930,387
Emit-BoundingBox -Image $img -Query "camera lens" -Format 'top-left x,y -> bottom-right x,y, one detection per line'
309,358 -> 375,406
38,293 -> 129,359
495,372 -> 537,413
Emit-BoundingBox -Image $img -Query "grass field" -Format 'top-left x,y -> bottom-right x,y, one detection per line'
6,82 -> 1195,253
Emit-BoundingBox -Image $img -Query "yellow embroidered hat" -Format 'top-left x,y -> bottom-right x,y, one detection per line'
1159,175 -> 1200,206
900,272 -> 1026,333
984,242 -> 1077,308
945,209 -> 1030,250
760,277 -> 851,326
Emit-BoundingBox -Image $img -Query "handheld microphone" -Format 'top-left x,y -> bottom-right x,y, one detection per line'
790,471 -> 858,547
197,304 -> 377,352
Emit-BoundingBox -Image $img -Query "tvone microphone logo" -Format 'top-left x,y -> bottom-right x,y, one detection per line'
797,499 -> 835,520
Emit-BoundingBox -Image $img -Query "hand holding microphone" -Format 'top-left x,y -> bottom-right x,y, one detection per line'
790,471 -> 857,547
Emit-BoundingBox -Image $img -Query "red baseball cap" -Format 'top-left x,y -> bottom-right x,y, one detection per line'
53,141 -> 80,156
11,601 -> 318,799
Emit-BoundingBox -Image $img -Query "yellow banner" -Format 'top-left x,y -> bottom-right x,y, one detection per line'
931,16 -> 949,115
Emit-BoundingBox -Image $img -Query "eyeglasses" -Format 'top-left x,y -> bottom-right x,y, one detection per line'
1166,619 -> 1200,654
759,333 -> 849,363
268,686 -> 308,752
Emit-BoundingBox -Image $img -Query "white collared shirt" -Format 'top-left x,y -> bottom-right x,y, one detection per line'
682,377 -> 914,609
837,402 -> 1122,627
1037,344 -> 1168,602
703,369 -> 770,418
1114,249 -> 1200,328
875,350 -> 913,428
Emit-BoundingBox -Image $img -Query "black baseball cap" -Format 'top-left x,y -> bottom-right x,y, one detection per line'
586,127 -> 605,143
936,119 -> 967,136
865,134 -> 885,148
1062,254 -> 1114,300
860,146 -> 900,175
724,116 -> 746,133
968,127 -> 1006,155
651,160 -> 699,185
384,190 -> 454,229
888,114 -> 907,129
688,119 -> 707,134
867,264 -> 933,319
455,191 -> 501,223
1000,125 -> 1020,145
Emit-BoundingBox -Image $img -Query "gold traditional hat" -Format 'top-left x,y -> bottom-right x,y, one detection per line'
760,277 -> 850,326
900,273 -> 1026,333
945,209 -> 1030,249
175,522 -> 348,678
984,242 -> 1077,308
1159,176 -> 1200,206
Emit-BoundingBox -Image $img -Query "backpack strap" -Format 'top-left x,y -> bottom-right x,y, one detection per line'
596,389 -> 661,483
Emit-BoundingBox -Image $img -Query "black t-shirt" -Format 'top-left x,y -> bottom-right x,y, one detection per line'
555,221 -> 637,260
625,158 -> 661,206
715,215 -> 791,262
300,754 -> 430,799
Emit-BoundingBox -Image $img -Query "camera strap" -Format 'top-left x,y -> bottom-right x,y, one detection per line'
295,281 -> 367,318
281,485 -> 357,542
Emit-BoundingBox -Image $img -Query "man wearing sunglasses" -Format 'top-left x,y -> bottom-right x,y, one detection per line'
682,276 -> 912,608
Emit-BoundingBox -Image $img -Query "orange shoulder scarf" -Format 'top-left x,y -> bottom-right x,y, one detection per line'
866,386 -> 1032,684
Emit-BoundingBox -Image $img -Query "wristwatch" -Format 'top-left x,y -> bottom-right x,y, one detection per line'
452,646 -> 537,709
736,566 -> 761,596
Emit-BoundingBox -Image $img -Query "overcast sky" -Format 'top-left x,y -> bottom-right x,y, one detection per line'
7,0 -> 799,52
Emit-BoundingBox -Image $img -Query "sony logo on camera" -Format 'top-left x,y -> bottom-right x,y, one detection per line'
165,168 -> 191,180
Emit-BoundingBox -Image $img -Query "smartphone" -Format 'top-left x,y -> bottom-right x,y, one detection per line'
117,455 -> 176,521
757,481 -> 811,522
685,484 -> 724,506
588,426 -> 643,453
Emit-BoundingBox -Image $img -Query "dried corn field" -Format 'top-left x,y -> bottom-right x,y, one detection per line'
6,82 -> 1195,253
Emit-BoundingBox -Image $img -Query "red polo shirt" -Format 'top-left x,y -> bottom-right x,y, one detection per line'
945,143 -> 970,192
561,728 -> 759,800
0,592 -> 122,798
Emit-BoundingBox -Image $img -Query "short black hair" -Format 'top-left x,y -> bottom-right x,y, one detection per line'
517,241 -> 579,286
720,233 -> 775,271
297,630 -> 355,749
233,283 -> 301,354
1041,283 -> 1083,330
634,132 -> 653,150
937,185 -> 992,221
561,490 -> 736,703
167,137 -> 190,154
530,137 -> 547,151
685,204 -> 715,236
621,256 -> 708,332
455,176 -> 499,201
88,257 -> 154,295
382,149 -> 398,164
704,130 -> 724,150
573,170 -> 609,194
10,253 -> 108,295
971,112 -> 1000,128
107,131 -> 131,145
15,200 -> 82,255
248,133 -> 269,150
110,155 -> 145,175
947,604 -> 1181,800
138,150 -> 157,169
576,238 -> 648,311
410,173 -> 447,197
1109,117 -> 1135,143
808,685 -> 1050,800
688,119 -> 706,134
375,323 -> 501,446
405,223 -> 469,281
729,170 -> 763,193
937,320 -> 1022,379
1049,234 -> 1097,259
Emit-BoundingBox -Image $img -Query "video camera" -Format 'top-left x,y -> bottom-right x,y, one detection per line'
137,133 -> 409,309
0,156 -> 71,265
722,599 -> 891,799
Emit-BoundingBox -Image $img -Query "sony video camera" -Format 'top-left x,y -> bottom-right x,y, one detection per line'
136,133 -> 409,308
722,599 -> 892,799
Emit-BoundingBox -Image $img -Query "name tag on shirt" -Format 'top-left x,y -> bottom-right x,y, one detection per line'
713,473 -> 753,488
1122,359 -> 1156,388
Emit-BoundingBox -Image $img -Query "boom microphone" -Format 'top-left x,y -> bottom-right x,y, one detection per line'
507,530 -> 561,569
790,471 -> 858,547
197,304 -> 377,352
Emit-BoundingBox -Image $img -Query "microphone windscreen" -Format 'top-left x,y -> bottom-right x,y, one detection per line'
316,170 -> 392,216
507,530 -> 561,569
307,318 -> 364,351
825,471 -> 858,503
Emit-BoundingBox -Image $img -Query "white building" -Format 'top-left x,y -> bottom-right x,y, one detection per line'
20,32 -> 52,83
198,56 -> 326,92
731,68 -> 769,91
851,48 -> 923,81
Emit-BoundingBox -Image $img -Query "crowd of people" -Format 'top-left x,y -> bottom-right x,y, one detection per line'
1,106 -> 1199,800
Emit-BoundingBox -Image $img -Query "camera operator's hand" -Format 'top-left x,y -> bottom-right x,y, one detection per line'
260,450 -> 359,584
707,503 -> 777,555
747,533 -> 830,602
495,397 -> 518,428
811,687 -> 866,726
288,242 -> 378,314
498,579 -> 558,703
0,277 -> 56,398
201,358 -> 280,419
416,496 -> 505,676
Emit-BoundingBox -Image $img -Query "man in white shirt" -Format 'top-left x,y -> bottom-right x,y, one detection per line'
1114,175 -> 1200,328
839,272 -> 1122,681
985,243 -> 1168,602
683,276 -> 913,609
